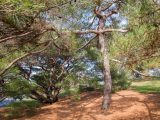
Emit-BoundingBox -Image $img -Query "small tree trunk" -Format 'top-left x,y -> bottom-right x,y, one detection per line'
98,33 -> 112,110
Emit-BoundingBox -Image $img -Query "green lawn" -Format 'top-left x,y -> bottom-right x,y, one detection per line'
131,80 -> 160,94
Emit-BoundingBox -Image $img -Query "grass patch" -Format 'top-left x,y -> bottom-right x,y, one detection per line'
131,80 -> 160,94
132,86 -> 160,93
5,100 -> 40,119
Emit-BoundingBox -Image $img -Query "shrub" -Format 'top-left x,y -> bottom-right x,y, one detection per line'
6,100 -> 40,119
3,76 -> 34,100
110,65 -> 131,92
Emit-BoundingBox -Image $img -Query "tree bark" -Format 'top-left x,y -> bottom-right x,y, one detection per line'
98,16 -> 112,109
98,33 -> 112,110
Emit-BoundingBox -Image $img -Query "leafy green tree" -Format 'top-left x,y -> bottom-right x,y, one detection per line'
1,0 -> 128,110
55,0 -> 127,109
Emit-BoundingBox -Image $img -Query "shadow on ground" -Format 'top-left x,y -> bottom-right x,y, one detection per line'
1,90 -> 160,120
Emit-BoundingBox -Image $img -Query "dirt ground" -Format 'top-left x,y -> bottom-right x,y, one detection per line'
1,90 -> 160,120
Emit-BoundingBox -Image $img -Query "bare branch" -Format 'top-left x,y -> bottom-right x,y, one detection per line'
72,29 -> 99,34
0,97 -> 6,102
0,41 -> 52,76
110,58 -> 122,63
94,0 -> 120,19
102,29 -> 128,33
104,10 -> 118,19
88,16 -> 96,29
110,58 -> 160,78
0,31 -> 33,43
94,7 -> 104,18
100,3 -> 114,11
34,1 -> 72,18
0,26 -> 56,43
100,0 -> 122,11
132,69 -> 160,78
50,33 -> 62,49
76,35 -> 97,52
72,29 -> 128,35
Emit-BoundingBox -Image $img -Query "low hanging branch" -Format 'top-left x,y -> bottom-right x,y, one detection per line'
132,69 -> 160,78
110,58 -> 160,78
131,69 -> 151,77
0,31 -> 33,43
0,41 -> 52,76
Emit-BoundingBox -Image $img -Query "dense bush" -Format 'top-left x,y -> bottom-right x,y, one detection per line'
6,100 -> 40,119
3,76 -> 34,100
110,65 -> 131,92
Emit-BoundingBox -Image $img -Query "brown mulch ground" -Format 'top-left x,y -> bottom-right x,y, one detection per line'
1,90 -> 160,120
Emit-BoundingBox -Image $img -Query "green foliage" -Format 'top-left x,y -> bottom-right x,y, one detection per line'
110,65 -> 131,92
0,0 -> 44,14
0,0 -> 44,29
61,71 -> 99,99
0,51 -> 25,71
3,76 -> 34,99
79,85 -> 95,92
86,47 -> 101,61
60,73 -> 81,100
6,100 -> 40,119
110,0 -> 159,70
7,100 -> 40,109
32,72 -> 51,88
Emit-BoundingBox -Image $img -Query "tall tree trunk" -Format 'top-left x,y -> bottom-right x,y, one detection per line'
98,33 -> 112,110
97,16 -> 112,109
